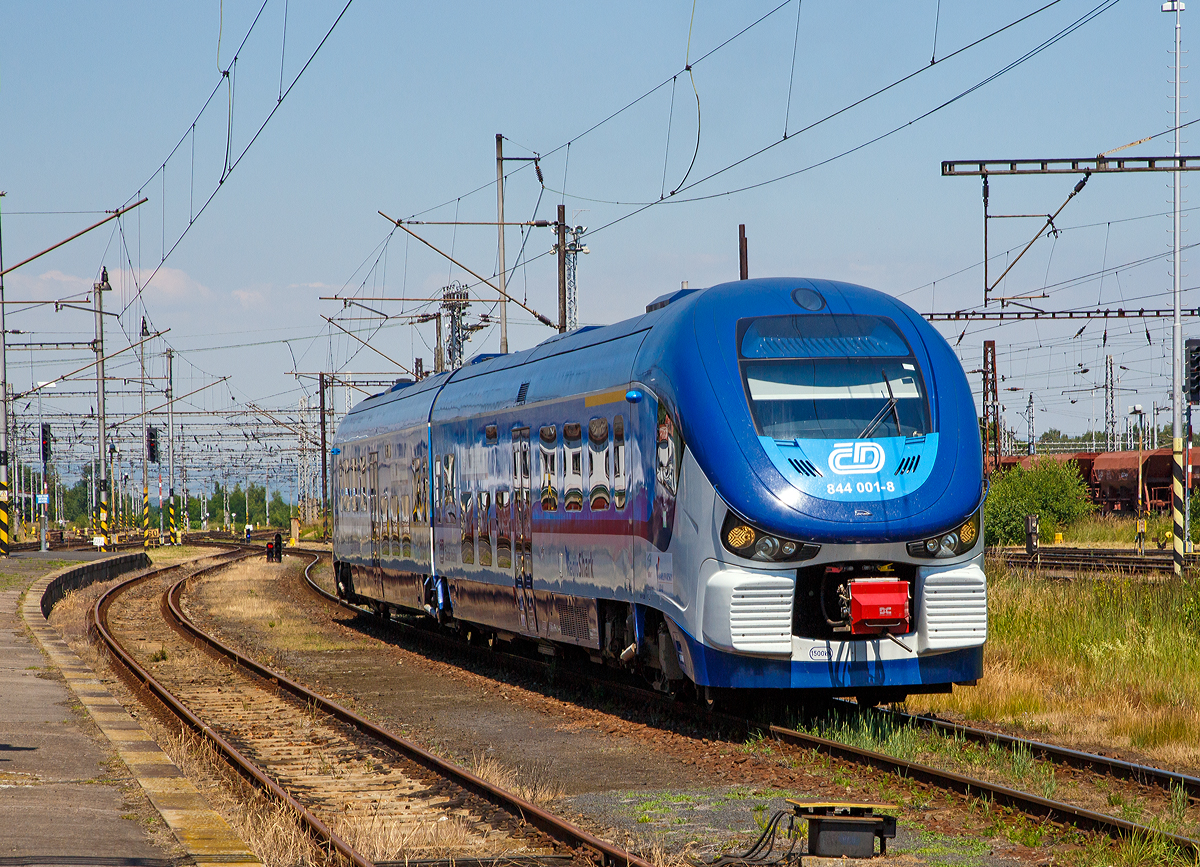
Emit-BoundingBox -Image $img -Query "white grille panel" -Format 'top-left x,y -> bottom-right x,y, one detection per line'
919,562 -> 987,651
730,580 -> 794,654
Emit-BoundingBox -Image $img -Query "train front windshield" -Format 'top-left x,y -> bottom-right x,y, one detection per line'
739,314 -> 932,440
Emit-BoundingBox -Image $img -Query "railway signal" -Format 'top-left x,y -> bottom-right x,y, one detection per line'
147,426 -> 159,464
40,423 -> 51,463
1187,338 -> 1200,405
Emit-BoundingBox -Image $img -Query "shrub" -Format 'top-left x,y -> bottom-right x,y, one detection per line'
984,458 -> 1094,545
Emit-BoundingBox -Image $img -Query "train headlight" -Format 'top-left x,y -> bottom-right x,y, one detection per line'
908,509 -> 981,559
754,535 -> 780,559
721,510 -> 819,563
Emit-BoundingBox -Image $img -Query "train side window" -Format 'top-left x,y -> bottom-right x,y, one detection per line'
436,458 -> 446,521
485,423 -> 498,444
613,415 -> 627,510
382,491 -> 390,550
563,422 -> 583,511
588,417 -> 611,511
401,493 -> 412,558
539,425 -> 558,511
445,453 -> 457,525
460,486 -> 475,565
477,490 -> 492,566
495,488 -> 512,568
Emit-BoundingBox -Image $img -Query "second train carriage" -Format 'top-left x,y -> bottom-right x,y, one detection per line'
331,278 -> 988,701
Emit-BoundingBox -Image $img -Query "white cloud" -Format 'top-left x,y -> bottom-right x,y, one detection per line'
232,288 -> 266,309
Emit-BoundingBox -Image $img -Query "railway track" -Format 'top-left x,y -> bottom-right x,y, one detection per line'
297,555 -> 1200,859
91,548 -> 648,867
993,545 -> 1197,573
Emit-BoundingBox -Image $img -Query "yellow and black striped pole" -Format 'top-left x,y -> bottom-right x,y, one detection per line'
99,495 -> 108,553
1175,439 -> 1185,575
143,485 -> 150,549
169,497 -> 176,546
0,479 -> 9,557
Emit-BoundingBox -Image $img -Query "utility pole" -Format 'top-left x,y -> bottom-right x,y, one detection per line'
38,407 -> 46,552
1027,393 -> 1036,456
179,424 -> 186,541
557,204 -> 567,333
319,372 -> 328,541
981,340 -> 1000,474
442,282 -> 475,369
1167,0 -> 1187,574
433,312 -> 445,373
565,224 -> 588,332
1188,403 -> 1194,552
140,316 -> 150,548
0,191 -> 9,556
94,269 -> 111,549
1105,356 -> 1116,452
739,224 -> 749,280
496,134 -> 508,354
167,348 -> 176,544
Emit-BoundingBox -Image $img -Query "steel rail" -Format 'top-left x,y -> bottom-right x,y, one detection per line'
172,550 -> 652,867
881,707 -> 1200,800
768,724 -> 1200,854
301,556 -> 1200,856
91,550 -> 373,867
990,545 -> 1196,573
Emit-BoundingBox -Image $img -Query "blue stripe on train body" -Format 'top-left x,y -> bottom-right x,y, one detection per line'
331,277 -> 986,695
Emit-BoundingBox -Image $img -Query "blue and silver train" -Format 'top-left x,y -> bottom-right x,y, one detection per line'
331,278 -> 987,702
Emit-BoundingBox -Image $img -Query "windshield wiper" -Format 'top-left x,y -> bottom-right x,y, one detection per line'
858,370 -> 903,439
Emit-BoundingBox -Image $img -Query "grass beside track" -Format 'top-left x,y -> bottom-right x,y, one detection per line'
907,558 -> 1200,770
1056,512 -> 1173,548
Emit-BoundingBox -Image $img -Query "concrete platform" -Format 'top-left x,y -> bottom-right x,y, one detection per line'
0,554 -> 260,867
12,549 -> 114,562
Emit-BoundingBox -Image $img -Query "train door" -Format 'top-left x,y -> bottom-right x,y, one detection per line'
512,426 -> 538,633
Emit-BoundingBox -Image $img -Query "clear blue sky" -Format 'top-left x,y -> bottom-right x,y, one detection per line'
0,1 -> 1192,486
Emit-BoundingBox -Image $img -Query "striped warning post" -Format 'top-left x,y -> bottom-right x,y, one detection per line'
0,479 -> 9,557
143,486 -> 150,549
1174,437 -> 1185,576
169,498 -> 176,546
99,494 -> 108,553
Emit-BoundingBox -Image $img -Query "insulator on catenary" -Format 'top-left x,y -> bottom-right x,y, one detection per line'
535,162 -> 544,185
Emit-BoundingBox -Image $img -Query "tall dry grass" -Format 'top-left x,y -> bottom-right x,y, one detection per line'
470,753 -> 565,805
909,559 -> 1200,768
328,799 -> 480,861
195,560 -> 357,654
160,726 -> 321,867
